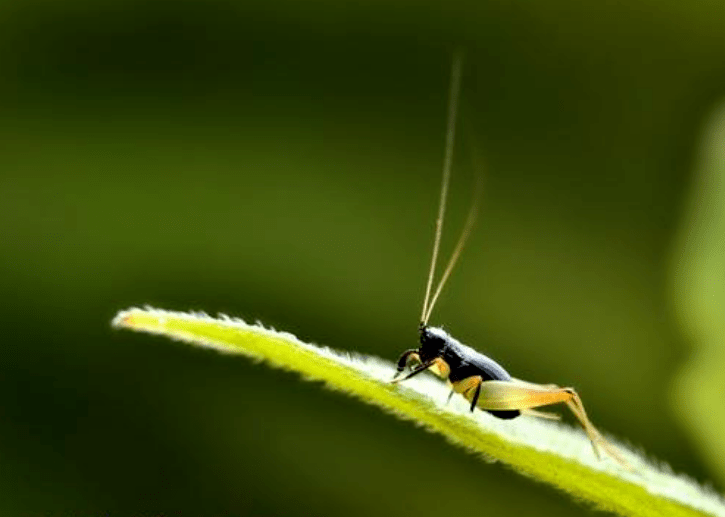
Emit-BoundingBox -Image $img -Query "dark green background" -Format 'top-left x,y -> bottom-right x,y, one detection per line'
1,0 -> 723,515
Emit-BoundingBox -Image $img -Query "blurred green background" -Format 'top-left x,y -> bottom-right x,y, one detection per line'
1,0 -> 725,515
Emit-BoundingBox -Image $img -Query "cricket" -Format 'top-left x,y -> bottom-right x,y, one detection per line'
391,55 -> 630,469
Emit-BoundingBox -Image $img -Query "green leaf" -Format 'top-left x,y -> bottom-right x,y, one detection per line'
113,307 -> 724,517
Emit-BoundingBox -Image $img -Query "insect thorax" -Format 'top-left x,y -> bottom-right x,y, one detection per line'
419,325 -> 513,383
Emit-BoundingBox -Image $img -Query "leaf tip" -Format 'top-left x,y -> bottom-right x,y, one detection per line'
112,307 -> 163,332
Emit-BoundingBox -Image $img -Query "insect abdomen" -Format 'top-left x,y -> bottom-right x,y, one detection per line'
446,345 -> 520,420
486,408 -> 520,420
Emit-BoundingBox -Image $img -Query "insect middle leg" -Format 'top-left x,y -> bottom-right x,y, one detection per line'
451,375 -> 484,412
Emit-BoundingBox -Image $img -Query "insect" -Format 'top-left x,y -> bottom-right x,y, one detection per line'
391,55 -> 629,469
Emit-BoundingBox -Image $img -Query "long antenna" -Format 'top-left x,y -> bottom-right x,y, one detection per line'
420,53 -> 464,325
423,173 -> 482,324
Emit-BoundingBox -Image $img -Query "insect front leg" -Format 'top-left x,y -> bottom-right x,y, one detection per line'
392,350 -> 421,380
391,357 -> 449,384
390,359 -> 436,384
